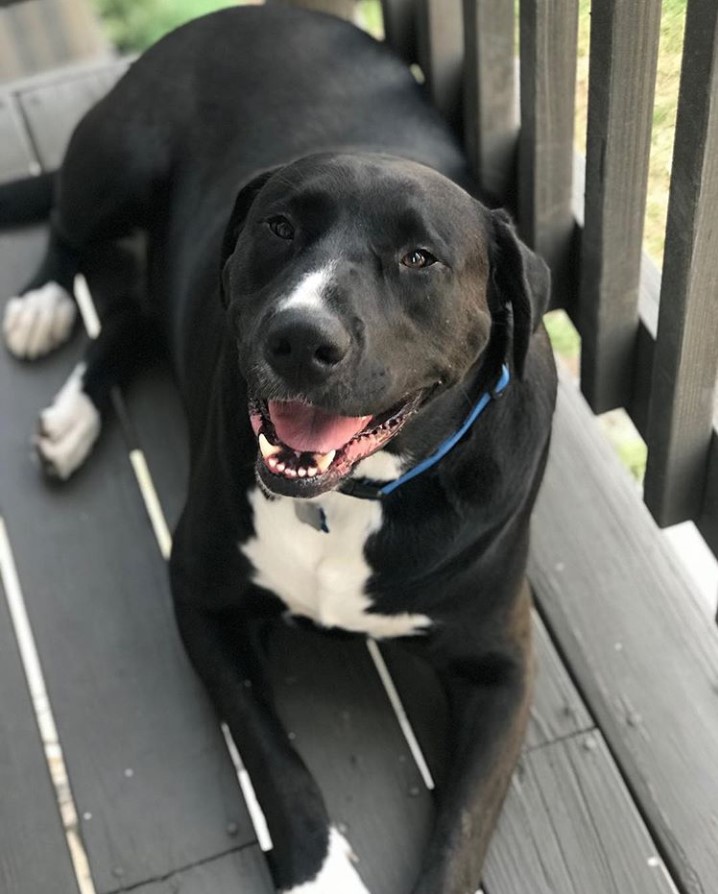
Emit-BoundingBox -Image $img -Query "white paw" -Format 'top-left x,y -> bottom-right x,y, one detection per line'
283,828 -> 370,893
3,282 -> 77,359
34,364 -> 101,480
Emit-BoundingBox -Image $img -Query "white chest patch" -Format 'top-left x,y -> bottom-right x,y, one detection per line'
242,453 -> 432,638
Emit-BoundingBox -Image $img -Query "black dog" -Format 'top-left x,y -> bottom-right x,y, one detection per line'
1,7 -> 556,893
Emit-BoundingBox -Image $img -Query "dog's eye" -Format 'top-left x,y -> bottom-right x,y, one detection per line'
401,249 -> 437,269
267,216 -> 295,240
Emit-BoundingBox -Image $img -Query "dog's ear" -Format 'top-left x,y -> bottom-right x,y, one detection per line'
220,166 -> 283,307
489,209 -> 551,378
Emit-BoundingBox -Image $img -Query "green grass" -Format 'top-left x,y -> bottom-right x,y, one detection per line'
92,0 -> 383,52
92,0 -> 245,52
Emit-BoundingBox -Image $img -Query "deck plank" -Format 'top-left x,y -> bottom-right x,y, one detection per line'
526,613 -> 593,751
0,93 -> 34,181
1,72 -> 267,893
268,624 -> 434,894
127,846 -> 271,894
484,732 -> 675,894
530,368 -> 718,893
15,59 -> 128,170
0,232 -> 263,893
0,540 -> 80,894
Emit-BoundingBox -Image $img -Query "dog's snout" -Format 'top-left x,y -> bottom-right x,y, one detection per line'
264,309 -> 351,382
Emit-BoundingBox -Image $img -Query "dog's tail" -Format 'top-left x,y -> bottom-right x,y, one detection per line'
0,172 -> 55,227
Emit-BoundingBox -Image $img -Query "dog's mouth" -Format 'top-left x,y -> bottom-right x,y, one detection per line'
248,394 -> 421,496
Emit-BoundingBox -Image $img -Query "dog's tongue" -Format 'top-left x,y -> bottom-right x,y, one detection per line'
268,401 -> 372,453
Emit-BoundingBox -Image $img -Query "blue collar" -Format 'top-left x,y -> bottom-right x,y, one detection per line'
338,364 -> 511,502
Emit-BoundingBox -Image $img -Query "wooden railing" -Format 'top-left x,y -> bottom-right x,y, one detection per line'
382,0 -> 718,561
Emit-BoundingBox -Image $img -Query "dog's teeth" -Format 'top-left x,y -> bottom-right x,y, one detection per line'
285,467 -> 297,478
259,433 -> 281,459
267,455 -> 279,469
314,450 -> 336,473
276,461 -> 286,472
297,467 -> 307,478
307,467 -> 318,478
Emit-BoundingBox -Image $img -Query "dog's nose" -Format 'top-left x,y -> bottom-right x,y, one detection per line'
264,310 -> 351,381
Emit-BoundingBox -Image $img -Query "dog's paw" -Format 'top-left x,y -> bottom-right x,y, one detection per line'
282,829 -> 370,893
3,282 -> 77,359
34,365 -> 101,480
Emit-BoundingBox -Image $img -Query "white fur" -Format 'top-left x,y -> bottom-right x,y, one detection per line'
35,363 -> 101,480
3,282 -> 77,359
283,828 -> 369,894
242,451 -> 432,638
278,267 -> 334,313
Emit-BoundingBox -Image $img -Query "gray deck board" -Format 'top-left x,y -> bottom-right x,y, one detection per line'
526,613 -> 594,751
484,732 -> 674,894
384,624 -> 680,894
1,65 -> 268,894
0,233 -> 262,893
269,625 -> 434,894
0,561 -> 80,894
0,93 -> 34,181
530,368 -> 718,894
126,846 -> 271,894
16,58 -> 128,169
124,363 -> 189,531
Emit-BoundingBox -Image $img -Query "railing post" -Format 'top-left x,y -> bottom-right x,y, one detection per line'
416,0 -> 464,133
381,0 -> 417,64
578,0 -> 661,414
461,0 -> 517,206
644,0 -> 718,527
518,0 -> 579,305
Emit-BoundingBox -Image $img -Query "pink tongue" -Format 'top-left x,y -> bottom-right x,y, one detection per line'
268,401 -> 372,453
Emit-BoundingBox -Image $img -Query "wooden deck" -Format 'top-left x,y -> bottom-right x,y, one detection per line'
1,59 -> 718,894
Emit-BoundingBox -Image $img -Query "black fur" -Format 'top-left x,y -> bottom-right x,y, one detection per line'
1,7 -> 557,893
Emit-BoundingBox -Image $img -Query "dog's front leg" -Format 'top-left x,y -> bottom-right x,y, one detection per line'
171,576 -> 371,893
413,582 -> 533,894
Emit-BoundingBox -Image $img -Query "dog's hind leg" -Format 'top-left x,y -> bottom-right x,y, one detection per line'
3,90 -> 168,361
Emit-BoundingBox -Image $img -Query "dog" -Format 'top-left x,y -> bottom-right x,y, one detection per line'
1,6 -> 557,893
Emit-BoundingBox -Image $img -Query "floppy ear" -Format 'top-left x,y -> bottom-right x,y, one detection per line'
220,166 -> 283,307
489,209 -> 551,378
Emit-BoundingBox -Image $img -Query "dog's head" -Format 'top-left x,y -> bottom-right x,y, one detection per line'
221,153 -> 549,498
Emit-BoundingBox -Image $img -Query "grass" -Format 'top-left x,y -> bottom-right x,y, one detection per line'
92,0 -> 383,51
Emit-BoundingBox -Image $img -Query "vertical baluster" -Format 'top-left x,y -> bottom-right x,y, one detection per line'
579,0 -> 661,413
381,0 -> 417,63
645,0 -> 718,527
462,0 -> 517,205
416,0 -> 464,131
518,0 -> 579,305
